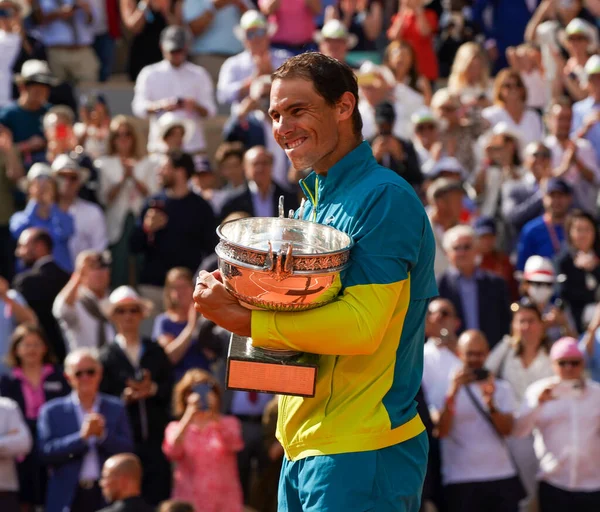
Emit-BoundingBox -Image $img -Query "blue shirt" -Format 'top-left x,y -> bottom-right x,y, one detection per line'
580,330 -> 600,383
516,215 -> 566,271
9,201 -> 75,273
151,313 -> 211,382
230,391 -> 273,416
38,0 -> 97,46
571,97 -> 600,164
182,0 -> 245,56
0,102 -> 49,167
456,271 -> 480,330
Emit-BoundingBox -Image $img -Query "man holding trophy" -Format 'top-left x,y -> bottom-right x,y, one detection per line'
193,53 -> 437,512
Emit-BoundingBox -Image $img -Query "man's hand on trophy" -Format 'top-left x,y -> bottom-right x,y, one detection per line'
193,270 -> 252,337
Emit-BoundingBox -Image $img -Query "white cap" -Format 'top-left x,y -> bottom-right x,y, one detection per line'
27,163 -> 53,182
519,255 -> 566,283
51,154 -> 90,184
314,19 -> 358,49
585,54 -> 600,77
234,10 -> 277,41
101,286 -> 153,318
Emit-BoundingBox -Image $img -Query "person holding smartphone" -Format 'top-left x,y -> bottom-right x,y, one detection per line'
162,369 -> 244,512
513,337 -> 600,511
433,329 -> 524,512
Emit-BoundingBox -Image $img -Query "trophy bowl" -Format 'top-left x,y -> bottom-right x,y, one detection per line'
215,217 -> 354,312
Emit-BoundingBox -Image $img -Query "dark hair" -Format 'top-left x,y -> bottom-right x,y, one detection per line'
157,501 -> 195,512
6,323 -> 56,367
384,40 -> 420,92
272,52 -> 363,136
167,150 -> 195,179
30,228 -> 53,252
565,209 -> 600,256
215,141 -> 245,166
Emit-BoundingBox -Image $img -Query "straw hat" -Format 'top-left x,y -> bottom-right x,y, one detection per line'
313,19 -> 358,49
234,10 -> 277,41
101,286 -> 153,318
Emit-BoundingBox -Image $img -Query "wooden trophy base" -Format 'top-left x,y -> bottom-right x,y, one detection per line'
226,334 -> 318,397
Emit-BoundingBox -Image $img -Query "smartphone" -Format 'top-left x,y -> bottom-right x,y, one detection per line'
149,199 -> 166,211
473,368 -> 490,381
191,382 -> 213,411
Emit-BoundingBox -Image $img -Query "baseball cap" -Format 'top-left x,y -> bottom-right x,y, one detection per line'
546,177 -> 573,195
160,26 -> 190,52
550,337 -> 583,361
411,108 -> 437,126
426,177 -> 465,202
474,216 -> 496,237
585,54 -> 600,76
374,102 -> 396,124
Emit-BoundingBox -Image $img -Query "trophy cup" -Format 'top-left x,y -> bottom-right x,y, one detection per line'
215,197 -> 353,397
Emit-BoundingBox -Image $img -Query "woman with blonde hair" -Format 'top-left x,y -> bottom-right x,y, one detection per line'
481,68 -> 544,147
163,369 -> 244,512
448,42 -> 492,105
152,267 -> 218,383
96,115 -> 158,286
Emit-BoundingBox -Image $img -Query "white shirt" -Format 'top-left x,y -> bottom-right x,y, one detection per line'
422,338 -> 462,409
476,165 -> 530,219
545,135 -> 600,214
0,32 -> 21,107
514,376 -> 600,491
0,397 -> 32,491
96,156 -> 160,245
66,198 -> 108,263
521,69 -> 549,110
486,336 -> 554,403
431,376 -> 517,485
52,287 -> 114,353
114,334 -> 142,368
258,110 -> 290,189
72,392 -> 102,481
481,105 -> 544,149
132,60 -> 217,153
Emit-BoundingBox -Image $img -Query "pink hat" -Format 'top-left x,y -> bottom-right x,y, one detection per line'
550,337 -> 583,361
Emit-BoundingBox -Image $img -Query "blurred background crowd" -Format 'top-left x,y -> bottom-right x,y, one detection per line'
0,0 -> 600,511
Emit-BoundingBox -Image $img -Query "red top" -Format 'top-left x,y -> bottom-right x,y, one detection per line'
388,9 -> 439,81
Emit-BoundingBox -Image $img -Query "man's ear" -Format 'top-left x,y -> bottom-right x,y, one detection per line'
336,91 -> 356,123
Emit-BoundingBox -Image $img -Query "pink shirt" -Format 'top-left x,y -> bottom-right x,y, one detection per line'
163,416 -> 244,512
259,0 -> 316,45
12,364 -> 54,419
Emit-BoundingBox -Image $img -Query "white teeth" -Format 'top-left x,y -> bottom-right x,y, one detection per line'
286,138 -> 305,149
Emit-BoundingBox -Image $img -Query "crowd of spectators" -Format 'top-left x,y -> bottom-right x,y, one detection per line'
0,0 -> 600,511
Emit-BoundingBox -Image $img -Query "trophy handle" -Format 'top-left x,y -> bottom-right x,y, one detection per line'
265,241 -> 294,280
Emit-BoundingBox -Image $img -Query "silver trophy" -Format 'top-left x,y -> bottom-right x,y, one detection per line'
215,196 -> 353,396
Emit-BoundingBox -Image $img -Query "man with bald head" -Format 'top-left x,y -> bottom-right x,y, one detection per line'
99,453 -> 153,512
219,145 -> 298,221
432,330 -> 523,512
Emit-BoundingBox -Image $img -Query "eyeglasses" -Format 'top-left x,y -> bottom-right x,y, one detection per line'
451,244 -> 473,252
567,34 -> 588,42
526,281 -> 553,288
114,306 -> 142,315
246,28 -> 267,40
557,360 -> 582,368
74,368 -> 97,378
532,151 -> 551,159
416,123 -> 436,132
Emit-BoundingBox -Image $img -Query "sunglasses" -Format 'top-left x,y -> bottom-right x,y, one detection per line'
532,151 -> 551,159
557,360 -> 582,368
527,281 -> 553,288
58,173 -> 79,182
451,244 -> 473,252
568,34 -> 588,42
246,28 -> 267,40
114,306 -> 142,315
416,123 -> 436,132
74,368 -> 97,378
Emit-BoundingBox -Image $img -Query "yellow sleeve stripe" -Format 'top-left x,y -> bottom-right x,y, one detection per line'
251,280 -> 406,356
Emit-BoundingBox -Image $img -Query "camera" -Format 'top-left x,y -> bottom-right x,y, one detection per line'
473,368 -> 490,381
191,382 -> 213,411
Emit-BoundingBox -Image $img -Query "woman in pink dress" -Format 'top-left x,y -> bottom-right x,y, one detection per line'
163,369 -> 244,512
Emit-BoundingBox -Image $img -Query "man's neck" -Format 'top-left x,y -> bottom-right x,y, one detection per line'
59,197 -> 76,211
120,332 -> 140,345
18,97 -> 38,111
458,265 -> 476,278
548,211 -> 566,225
77,392 -> 96,411
117,490 -> 141,502
256,181 -> 272,199
431,209 -> 456,230
312,137 -> 361,176
165,183 -> 189,199
434,336 -> 458,355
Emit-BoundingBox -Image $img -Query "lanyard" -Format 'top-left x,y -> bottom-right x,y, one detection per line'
543,213 -> 562,254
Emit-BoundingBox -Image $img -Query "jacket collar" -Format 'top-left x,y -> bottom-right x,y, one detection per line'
300,140 -> 372,206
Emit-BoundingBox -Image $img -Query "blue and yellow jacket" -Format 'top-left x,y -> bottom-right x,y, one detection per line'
251,141 -> 437,461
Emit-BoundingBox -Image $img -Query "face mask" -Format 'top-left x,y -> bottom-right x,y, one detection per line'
527,284 -> 554,306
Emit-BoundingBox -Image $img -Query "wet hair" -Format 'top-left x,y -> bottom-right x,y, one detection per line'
272,52 -> 362,136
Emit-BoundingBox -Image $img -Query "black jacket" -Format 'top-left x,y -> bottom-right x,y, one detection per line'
99,338 -> 173,445
367,136 -> 423,189
220,183 -> 299,222
97,496 -> 154,512
12,259 -> 70,361
437,269 -> 511,349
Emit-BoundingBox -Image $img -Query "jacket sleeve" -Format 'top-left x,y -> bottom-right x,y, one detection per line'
98,402 -> 134,456
129,202 -> 151,254
0,400 -> 32,457
37,403 -> 89,464
251,184 -> 428,355
502,186 -> 543,232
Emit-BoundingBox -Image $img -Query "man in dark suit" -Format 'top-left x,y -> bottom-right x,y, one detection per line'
437,224 -> 511,349
99,453 -> 153,512
12,228 -> 70,361
220,145 -> 299,221
37,348 -> 134,512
